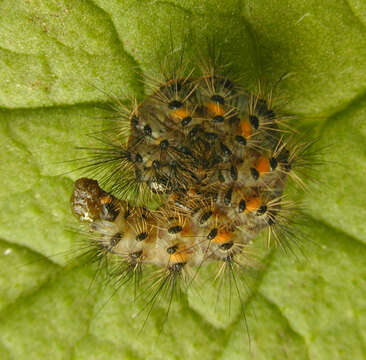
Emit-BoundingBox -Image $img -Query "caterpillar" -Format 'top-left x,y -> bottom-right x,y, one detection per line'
69,50 -> 315,332
1,1 -> 363,358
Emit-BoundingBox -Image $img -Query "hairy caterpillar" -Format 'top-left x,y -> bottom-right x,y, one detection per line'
69,50 -> 315,334
1,1 -> 365,358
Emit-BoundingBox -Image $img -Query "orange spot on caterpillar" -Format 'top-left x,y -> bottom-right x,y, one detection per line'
255,156 -> 270,174
245,197 -> 262,212
206,101 -> 225,117
212,231 -> 234,244
169,243 -> 189,264
240,119 -> 252,138
170,252 -> 188,264
172,108 -> 190,120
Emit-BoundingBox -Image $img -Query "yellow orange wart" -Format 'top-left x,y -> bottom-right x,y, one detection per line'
172,108 -> 190,120
240,119 -> 252,138
255,156 -> 270,174
245,197 -> 262,212
205,102 -> 225,117
212,231 -> 234,244
169,244 -> 189,264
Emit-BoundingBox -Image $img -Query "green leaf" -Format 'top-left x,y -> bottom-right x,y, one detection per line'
0,1 -> 365,359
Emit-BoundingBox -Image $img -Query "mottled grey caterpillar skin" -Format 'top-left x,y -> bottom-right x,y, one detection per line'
71,73 -> 296,276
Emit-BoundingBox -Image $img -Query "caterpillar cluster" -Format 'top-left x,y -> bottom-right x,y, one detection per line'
70,56 -> 311,325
